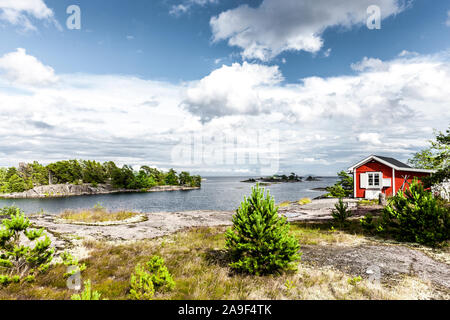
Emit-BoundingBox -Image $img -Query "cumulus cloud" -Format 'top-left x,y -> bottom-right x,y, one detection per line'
170,0 -> 218,16
0,49 -> 449,175
183,62 -> 283,121
350,57 -> 388,72
357,133 -> 382,145
183,53 -> 450,127
210,0 -> 406,61
0,0 -> 57,31
180,52 -> 450,173
0,48 -> 58,87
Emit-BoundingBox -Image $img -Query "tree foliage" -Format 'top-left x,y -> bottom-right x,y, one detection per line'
332,198 -> 352,224
71,279 -> 102,300
326,170 -> 354,198
0,206 -> 54,285
129,255 -> 175,300
408,127 -> 449,187
225,184 -> 301,275
380,179 -> 450,246
0,160 -> 201,193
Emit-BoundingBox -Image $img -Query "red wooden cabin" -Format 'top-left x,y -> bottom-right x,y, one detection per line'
347,155 -> 435,199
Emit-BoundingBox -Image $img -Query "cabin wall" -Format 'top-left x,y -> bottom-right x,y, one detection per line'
355,160 -> 393,198
394,170 -> 429,194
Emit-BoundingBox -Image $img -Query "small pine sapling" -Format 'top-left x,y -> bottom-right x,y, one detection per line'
0,206 -> 54,284
225,184 -> 301,275
332,198 -> 352,225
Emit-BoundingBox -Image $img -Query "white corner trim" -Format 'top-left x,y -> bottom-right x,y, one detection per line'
392,168 -> 395,195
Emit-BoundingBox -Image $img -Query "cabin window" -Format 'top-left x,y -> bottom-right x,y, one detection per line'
368,172 -> 381,187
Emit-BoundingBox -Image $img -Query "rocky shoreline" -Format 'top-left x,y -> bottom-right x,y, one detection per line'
0,183 -> 200,199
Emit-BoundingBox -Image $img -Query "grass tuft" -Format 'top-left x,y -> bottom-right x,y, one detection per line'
59,208 -> 139,223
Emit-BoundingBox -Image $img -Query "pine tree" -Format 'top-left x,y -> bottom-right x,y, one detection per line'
225,184 -> 301,275
0,206 -> 54,284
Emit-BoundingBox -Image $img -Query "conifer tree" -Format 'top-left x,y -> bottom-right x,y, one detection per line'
225,184 -> 301,275
0,206 -> 54,284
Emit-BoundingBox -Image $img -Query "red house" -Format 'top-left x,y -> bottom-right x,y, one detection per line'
347,155 -> 435,199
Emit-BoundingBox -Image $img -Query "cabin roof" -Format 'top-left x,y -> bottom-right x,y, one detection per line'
347,155 -> 435,174
373,155 -> 411,169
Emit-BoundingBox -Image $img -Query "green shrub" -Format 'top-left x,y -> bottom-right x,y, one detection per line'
360,214 -> 376,232
225,184 -> 301,275
348,276 -> 362,286
332,198 -> 352,224
71,280 -> 102,300
0,205 -> 21,217
0,206 -> 54,284
129,255 -> 175,300
381,179 -> 450,246
326,171 -> 353,198
325,184 -> 347,198
61,251 -> 86,277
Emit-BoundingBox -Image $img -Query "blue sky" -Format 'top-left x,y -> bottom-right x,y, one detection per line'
0,0 -> 449,175
1,0 -> 448,81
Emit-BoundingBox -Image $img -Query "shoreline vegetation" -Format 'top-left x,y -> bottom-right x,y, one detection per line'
0,160 -> 201,199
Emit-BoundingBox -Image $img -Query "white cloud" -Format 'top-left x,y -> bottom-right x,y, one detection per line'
181,52 -> 450,170
0,49 -> 449,175
0,48 -> 58,86
170,0 -> 217,16
0,0 -> 57,31
210,0 -> 406,61
357,133 -> 382,145
398,50 -> 418,57
183,62 -> 283,121
446,10 -> 450,27
350,57 -> 388,72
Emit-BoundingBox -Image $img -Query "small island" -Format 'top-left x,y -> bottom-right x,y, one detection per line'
0,160 -> 201,199
242,173 -> 307,184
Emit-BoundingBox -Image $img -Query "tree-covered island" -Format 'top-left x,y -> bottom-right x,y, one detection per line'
0,160 -> 201,198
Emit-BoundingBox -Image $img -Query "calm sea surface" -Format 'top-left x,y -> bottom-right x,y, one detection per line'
0,176 -> 337,214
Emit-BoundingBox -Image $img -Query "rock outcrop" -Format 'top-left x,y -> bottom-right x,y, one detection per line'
0,183 -> 200,199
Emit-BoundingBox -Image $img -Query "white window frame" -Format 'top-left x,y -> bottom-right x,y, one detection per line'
367,172 -> 382,188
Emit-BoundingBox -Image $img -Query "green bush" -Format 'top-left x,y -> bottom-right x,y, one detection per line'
0,206 -> 54,284
60,251 -> 86,278
360,214 -> 376,232
71,280 -> 102,300
129,255 -> 175,300
326,171 -> 353,198
332,198 -> 352,224
381,179 -> 450,246
225,184 -> 301,275
326,184 -> 347,198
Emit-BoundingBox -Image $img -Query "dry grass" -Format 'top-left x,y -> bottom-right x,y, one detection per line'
357,199 -> 379,206
297,198 -> 312,205
278,201 -> 291,207
59,209 -> 139,223
0,223 -> 446,300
